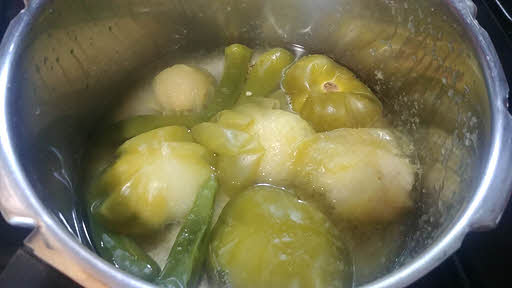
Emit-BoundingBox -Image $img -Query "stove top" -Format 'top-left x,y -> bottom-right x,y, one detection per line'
0,0 -> 511,287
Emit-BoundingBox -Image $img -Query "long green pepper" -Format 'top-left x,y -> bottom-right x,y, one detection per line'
156,175 -> 219,288
89,217 -> 161,281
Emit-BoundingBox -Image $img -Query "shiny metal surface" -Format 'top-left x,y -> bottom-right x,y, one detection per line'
0,0 -> 511,287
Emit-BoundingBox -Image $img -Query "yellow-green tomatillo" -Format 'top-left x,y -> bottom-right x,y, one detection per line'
192,102 -> 313,196
282,55 -> 383,131
294,128 -> 415,223
209,185 -> 352,288
92,126 -> 214,235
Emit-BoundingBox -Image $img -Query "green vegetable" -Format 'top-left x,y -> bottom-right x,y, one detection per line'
153,64 -> 216,112
300,91 -> 383,131
87,177 -> 161,281
238,48 -> 294,104
92,126 -> 214,235
92,44 -> 253,149
110,111 -> 203,140
192,113 -> 264,196
213,44 -> 254,110
209,185 -> 351,288
86,127 -> 217,283
156,175 -> 219,288
89,217 -> 161,281
294,128 -> 414,223
192,102 -> 313,196
282,54 -> 383,131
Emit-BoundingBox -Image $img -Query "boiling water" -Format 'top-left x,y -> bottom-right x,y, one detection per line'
89,44 -> 417,286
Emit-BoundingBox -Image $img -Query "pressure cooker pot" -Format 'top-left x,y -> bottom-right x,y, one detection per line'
0,0 -> 511,287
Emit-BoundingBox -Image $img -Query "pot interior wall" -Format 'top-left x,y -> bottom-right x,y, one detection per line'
8,0 -> 487,285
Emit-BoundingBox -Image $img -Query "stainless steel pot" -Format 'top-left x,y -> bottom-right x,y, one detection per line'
0,0 -> 511,287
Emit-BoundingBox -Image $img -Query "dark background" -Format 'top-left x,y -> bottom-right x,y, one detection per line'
1,0 -> 511,287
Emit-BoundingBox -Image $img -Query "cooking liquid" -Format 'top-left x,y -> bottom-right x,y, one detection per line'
88,45 -> 417,286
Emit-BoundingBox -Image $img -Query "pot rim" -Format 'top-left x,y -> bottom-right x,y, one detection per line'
0,1 -> 510,287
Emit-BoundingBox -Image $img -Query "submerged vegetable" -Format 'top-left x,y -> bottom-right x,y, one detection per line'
209,185 -> 351,288
92,126 -> 214,235
156,175 -> 218,288
153,64 -> 215,112
83,44 -> 420,285
236,104 -> 314,185
192,108 -> 264,196
213,44 -> 254,109
89,218 -> 161,281
282,55 -> 383,131
192,102 -> 314,195
87,178 -> 161,281
238,48 -> 294,103
94,44 -> 253,148
294,128 -> 415,223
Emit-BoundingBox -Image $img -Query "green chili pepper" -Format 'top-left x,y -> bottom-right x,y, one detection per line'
89,217 -> 161,281
156,175 -> 219,288
102,114 -> 200,146
87,179 -> 160,282
212,44 -> 253,110
238,48 -> 294,104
